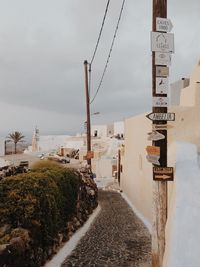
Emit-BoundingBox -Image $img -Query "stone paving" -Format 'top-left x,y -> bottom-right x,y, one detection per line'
61,188 -> 151,267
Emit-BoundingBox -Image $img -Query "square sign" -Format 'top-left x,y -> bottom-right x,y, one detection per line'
156,66 -> 169,77
156,77 -> 168,94
151,32 -> 174,53
153,97 -> 168,107
155,52 -> 171,66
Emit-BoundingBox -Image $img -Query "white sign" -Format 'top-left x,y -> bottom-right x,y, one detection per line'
151,32 -> 174,53
156,66 -> 169,77
152,97 -> 168,107
146,155 -> 160,165
147,112 -> 175,121
147,131 -> 165,141
155,52 -> 171,66
156,17 -> 173,32
156,77 -> 168,94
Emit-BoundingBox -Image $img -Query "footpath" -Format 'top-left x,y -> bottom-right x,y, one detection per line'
61,181 -> 151,267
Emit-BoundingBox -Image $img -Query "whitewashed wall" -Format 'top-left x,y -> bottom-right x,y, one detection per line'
0,139 -> 5,156
121,113 -> 152,227
91,125 -> 107,138
114,121 -> 124,136
163,142 -> 200,267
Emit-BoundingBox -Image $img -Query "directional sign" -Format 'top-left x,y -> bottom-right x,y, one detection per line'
156,66 -> 169,77
155,52 -> 171,66
151,32 -> 174,53
156,17 -> 173,32
146,155 -> 160,165
146,146 -> 160,156
153,167 -> 174,181
156,77 -> 168,94
152,124 -> 174,130
152,97 -> 168,107
147,131 -> 165,141
146,112 -> 175,121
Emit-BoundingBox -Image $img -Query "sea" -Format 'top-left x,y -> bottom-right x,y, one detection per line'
0,130 -> 77,145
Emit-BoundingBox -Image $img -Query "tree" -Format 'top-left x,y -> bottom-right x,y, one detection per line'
7,131 -> 25,154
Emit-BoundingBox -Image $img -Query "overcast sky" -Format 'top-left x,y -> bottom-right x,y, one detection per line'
0,0 -> 199,135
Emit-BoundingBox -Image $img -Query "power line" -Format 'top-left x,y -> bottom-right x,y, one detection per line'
90,0 -> 111,66
90,0 -> 126,105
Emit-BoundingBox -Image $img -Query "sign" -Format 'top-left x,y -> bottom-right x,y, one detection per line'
155,52 -> 171,66
151,32 -> 174,53
146,146 -> 160,156
84,151 -> 94,160
152,97 -> 168,107
147,131 -> 165,141
146,112 -> 175,121
156,66 -> 169,77
146,155 -> 160,165
153,167 -> 174,181
87,151 -> 94,159
156,77 -> 168,94
156,17 -> 173,32
152,124 -> 174,130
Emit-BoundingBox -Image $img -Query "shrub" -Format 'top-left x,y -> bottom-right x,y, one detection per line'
0,163 -> 83,266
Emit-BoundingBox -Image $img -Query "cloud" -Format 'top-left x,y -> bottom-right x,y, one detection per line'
0,0 -> 199,132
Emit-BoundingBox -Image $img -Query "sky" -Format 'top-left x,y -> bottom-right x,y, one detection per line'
0,0 -> 200,136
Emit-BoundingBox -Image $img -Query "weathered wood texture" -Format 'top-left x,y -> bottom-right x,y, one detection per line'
152,1 -> 168,267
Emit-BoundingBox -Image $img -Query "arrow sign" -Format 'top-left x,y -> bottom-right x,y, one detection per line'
146,146 -> 160,156
146,112 -> 175,121
152,124 -> 174,130
146,155 -> 160,165
147,131 -> 165,141
153,167 -> 174,181
156,17 -> 173,32
154,174 -> 172,180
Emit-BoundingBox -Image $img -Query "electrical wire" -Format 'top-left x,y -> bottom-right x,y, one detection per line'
90,0 -> 111,66
90,0 -> 126,104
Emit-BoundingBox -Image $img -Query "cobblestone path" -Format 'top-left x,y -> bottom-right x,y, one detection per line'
61,190 -> 151,267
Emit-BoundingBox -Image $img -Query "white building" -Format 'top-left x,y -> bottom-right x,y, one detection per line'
120,60 -> 200,266
0,139 -> 5,157
91,124 -> 108,138
170,78 -> 189,106
114,121 -> 124,138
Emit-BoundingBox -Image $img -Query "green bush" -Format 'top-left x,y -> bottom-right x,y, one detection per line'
0,163 -> 81,248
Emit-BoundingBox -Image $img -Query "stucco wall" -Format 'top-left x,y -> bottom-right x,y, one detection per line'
114,121 -> 124,136
121,61 -> 200,230
121,114 -> 152,225
0,139 -> 5,156
91,125 -> 107,138
168,106 -> 200,152
170,78 -> 189,106
163,142 -> 200,267
121,104 -> 200,229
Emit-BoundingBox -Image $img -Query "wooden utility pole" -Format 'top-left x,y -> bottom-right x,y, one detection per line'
117,149 -> 121,185
84,60 -> 91,167
152,1 -> 168,267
